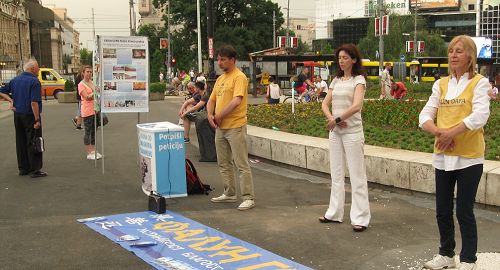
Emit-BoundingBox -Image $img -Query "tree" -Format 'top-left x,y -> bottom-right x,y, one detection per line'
358,14 -> 447,61
137,24 -> 168,82
154,0 -> 286,68
80,48 -> 92,66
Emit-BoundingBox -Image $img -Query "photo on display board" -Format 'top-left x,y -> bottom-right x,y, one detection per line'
140,155 -> 152,194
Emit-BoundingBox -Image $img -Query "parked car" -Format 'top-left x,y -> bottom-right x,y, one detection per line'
38,68 -> 66,99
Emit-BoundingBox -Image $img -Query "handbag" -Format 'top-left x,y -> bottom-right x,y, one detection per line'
34,136 -> 45,153
33,127 -> 44,153
96,112 -> 109,126
148,191 -> 166,214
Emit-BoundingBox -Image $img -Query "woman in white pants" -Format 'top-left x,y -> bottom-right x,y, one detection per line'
319,43 -> 371,232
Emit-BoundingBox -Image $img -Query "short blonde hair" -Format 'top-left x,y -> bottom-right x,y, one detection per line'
447,35 -> 477,79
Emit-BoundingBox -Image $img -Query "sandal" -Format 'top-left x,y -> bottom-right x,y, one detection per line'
319,216 -> 341,223
352,225 -> 367,232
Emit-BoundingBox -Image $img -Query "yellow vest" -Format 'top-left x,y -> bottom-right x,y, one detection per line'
434,75 -> 485,158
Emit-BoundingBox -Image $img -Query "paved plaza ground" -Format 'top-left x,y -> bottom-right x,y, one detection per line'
0,97 -> 498,270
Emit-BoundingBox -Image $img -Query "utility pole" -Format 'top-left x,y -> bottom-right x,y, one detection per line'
286,0 -> 290,48
413,0 -> 418,58
129,0 -> 135,36
206,0 -> 215,83
196,0 -> 202,72
273,10 -> 276,47
92,8 -> 96,41
378,0 -> 384,75
167,1 -> 172,82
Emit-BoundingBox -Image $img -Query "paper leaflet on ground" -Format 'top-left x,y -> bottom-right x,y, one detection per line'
80,211 -> 312,270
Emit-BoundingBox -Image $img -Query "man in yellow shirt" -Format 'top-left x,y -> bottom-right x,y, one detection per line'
207,45 -> 255,210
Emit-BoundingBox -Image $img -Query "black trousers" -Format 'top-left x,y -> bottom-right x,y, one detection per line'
435,164 -> 483,263
13,113 -> 43,174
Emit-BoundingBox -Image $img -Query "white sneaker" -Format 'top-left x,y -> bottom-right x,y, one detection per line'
86,152 -> 103,160
457,262 -> 476,270
237,199 -> 255,210
210,194 -> 237,203
424,254 -> 456,269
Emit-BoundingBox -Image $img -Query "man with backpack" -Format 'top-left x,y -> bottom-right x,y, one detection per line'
207,45 -> 255,211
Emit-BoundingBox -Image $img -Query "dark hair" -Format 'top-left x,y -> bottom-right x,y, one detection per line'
334,44 -> 365,78
269,76 -> 274,83
194,81 -> 205,91
217,45 -> 237,59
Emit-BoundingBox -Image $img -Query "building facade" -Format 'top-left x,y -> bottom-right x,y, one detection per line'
51,8 -> 80,74
323,0 -> 499,60
138,0 -> 165,29
26,1 -> 80,74
287,17 -> 315,46
0,0 -> 31,82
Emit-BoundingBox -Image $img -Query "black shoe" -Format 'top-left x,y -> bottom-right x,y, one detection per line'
184,137 -> 190,143
75,126 -> 82,130
30,171 -> 48,178
19,171 -> 29,176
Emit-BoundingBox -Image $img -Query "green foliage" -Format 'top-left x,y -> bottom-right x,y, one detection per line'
358,14 -> 447,61
64,79 -> 75,92
364,80 -> 433,100
154,0 -> 286,68
137,24 -> 167,83
248,100 -> 500,161
150,82 -> 166,93
80,48 -> 93,66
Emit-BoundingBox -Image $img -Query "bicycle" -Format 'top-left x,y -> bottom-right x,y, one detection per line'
282,89 -> 305,103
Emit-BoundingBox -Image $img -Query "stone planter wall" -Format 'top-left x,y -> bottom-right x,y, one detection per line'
57,91 -> 77,103
149,92 -> 165,101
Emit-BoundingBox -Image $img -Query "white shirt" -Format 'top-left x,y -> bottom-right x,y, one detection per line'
381,69 -> 391,87
329,75 -> 366,134
268,83 -> 280,99
418,73 -> 490,171
315,80 -> 328,92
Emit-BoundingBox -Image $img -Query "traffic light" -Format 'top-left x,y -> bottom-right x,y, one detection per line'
171,57 -> 176,65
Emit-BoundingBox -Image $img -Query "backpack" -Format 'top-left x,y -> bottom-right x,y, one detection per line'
185,159 -> 212,195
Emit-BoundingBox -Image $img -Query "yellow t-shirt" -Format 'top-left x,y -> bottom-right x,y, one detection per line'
209,68 -> 248,129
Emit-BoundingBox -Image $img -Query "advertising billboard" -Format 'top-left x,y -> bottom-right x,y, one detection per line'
471,37 -> 493,59
409,0 -> 460,10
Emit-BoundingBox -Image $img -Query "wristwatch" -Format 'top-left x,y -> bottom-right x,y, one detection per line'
335,117 -> 342,124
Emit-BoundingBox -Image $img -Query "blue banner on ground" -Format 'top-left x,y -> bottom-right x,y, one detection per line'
80,211 -> 313,270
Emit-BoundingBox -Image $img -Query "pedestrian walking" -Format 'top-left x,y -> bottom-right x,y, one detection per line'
319,43 -> 370,232
0,58 -> 47,178
207,45 -> 255,210
419,35 -> 491,270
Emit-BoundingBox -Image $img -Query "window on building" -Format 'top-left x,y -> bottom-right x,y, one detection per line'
468,4 -> 474,11
297,25 -> 302,30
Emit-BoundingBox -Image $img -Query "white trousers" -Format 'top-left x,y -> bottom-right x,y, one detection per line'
324,131 -> 371,226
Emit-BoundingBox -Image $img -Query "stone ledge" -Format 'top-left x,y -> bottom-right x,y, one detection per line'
246,125 -> 500,207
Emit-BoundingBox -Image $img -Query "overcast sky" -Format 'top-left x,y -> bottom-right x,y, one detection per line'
42,0 -> 137,49
42,0 -> 315,50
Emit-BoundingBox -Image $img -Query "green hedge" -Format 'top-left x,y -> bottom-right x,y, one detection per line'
64,80 -> 76,92
150,82 -> 166,93
248,100 -> 500,160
